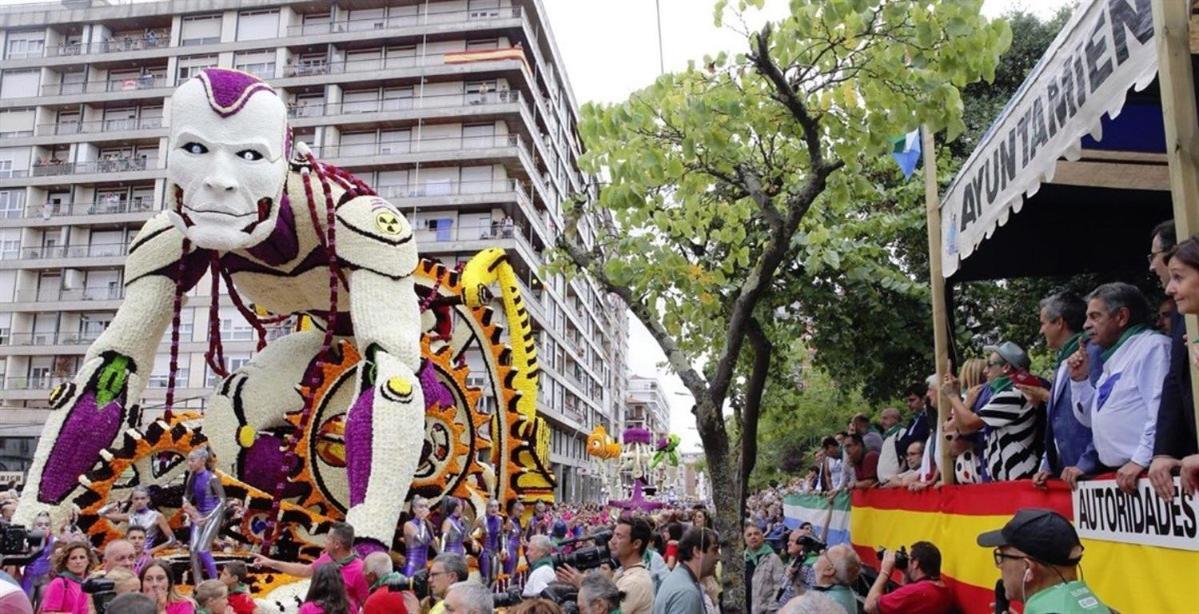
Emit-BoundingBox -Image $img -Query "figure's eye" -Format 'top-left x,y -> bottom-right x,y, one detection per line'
181,142 -> 208,154
237,149 -> 264,161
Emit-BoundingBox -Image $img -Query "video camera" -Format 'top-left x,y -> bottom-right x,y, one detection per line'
798,535 -> 826,555
83,577 -> 116,614
492,587 -> 523,608
541,581 -> 580,614
875,545 -> 909,570
383,569 -> 429,601
0,525 -> 47,566
551,530 -> 614,572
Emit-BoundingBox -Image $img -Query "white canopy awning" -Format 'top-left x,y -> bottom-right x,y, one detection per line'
940,0 -> 1158,278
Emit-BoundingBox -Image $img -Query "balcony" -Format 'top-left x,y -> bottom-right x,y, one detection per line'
9,286 -> 125,304
36,116 -> 163,136
288,90 -> 524,119
31,158 -> 150,177
23,200 -> 156,220
1,376 -> 69,391
38,75 -> 169,97
0,331 -> 101,347
45,32 -> 169,58
4,242 -> 128,262
376,178 -> 526,201
284,7 -> 522,37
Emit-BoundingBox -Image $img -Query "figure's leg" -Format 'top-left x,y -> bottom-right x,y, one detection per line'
202,329 -> 325,484
188,506 -> 223,581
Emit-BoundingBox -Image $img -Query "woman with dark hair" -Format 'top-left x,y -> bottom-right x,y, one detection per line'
1161,235 -> 1199,496
38,540 -> 95,614
300,563 -> 350,614
664,523 -> 684,570
440,497 -> 466,556
139,559 -> 195,614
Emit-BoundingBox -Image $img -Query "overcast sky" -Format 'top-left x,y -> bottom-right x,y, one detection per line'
540,0 -> 1076,452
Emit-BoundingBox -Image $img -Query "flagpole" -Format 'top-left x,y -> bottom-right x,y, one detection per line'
921,126 -> 954,486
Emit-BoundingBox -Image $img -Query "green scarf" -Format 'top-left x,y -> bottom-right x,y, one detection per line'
370,571 -> 404,592
230,583 -> 249,595
1101,324 -> 1149,362
988,375 -> 1013,395
743,543 -> 775,565
1055,332 -> 1084,367
882,424 -> 903,439
57,570 -> 83,584
532,556 -> 555,571
197,609 -> 212,614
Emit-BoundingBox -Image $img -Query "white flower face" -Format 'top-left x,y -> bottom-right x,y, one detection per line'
167,78 -> 289,251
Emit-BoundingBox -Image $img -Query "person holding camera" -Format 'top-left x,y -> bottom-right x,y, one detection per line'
652,527 -> 719,614
864,542 -> 951,614
977,509 -> 1111,614
610,517 -> 655,614
521,536 -> 557,598
743,524 -> 785,613
578,570 -> 623,614
809,544 -> 860,614
40,540 -> 96,614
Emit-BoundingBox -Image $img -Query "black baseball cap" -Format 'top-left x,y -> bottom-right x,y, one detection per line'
976,508 -> 1083,567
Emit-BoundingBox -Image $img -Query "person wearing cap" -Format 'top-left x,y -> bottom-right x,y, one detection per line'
977,509 -> 1111,613
942,341 -> 1042,482
1065,282 -> 1169,493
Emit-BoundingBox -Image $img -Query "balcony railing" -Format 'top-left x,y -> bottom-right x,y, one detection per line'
45,32 -> 169,58
314,133 -> 525,160
6,242 -> 129,261
11,286 -> 125,303
287,90 -> 523,118
31,158 -> 152,177
375,178 -> 526,201
417,221 -> 535,248
1,376 -> 69,391
282,53 -> 449,78
36,116 -> 163,136
24,200 -> 157,219
39,75 -> 169,97
1,331 -> 101,347
284,7 -> 521,37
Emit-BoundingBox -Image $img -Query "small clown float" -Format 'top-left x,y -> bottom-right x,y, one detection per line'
15,69 -> 555,609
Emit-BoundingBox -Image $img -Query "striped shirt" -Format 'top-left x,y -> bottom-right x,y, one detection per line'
977,388 -> 1041,481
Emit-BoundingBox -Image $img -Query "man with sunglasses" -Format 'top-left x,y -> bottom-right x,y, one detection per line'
977,509 -> 1111,614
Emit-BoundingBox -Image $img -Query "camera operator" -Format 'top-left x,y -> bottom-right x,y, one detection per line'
744,524 -> 785,613
810,544 -> 860,614
362,551 -> 419,614
775,527 -> 818,606
444,580 -> 494,614
522,535 -> 557,598
653,527 -> 720,614
977,509 -> 1111,614
864,542 -> 952,614
578,570 -> 624,614
559,517 -> 654,614
430,553 -> 470,614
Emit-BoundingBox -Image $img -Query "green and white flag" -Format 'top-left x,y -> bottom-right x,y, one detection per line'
783,491 -> 851,546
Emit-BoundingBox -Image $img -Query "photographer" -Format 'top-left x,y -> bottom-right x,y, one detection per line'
811,544 -> 860,614
361,551 -> 418,614
864,542 -> 952,614
559,517 -> 654,614
578,570 -> 623,614
429,553 -> 469,614
522,536 -> 556,598
743,524 -> 785,613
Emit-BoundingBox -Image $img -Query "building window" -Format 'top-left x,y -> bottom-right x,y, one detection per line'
181,14 -> 222,46
177,56 -> 218,83
237,10 -> 279,41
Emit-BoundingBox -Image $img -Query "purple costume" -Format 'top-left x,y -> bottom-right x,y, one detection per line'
403,519 -> 433,576
503,517 -> 523,577
443,515 -> 466,555
21,535 -> 54,601
185,468 -> 226,582
480,513 -> 503,586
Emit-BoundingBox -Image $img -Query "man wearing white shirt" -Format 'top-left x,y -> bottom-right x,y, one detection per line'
1065,283 -> 1170,494
522,535 -> 557,598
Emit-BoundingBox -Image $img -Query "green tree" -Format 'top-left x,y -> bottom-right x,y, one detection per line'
554,1 -> 1009,608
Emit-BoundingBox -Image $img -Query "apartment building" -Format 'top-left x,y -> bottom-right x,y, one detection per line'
624,375 -> 669,436
0,0 -> 627,501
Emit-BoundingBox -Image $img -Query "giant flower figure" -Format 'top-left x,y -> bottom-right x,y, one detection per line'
620,427 -> 654,484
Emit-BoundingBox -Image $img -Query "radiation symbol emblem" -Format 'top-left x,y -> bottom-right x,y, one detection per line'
375,211 -> 402,235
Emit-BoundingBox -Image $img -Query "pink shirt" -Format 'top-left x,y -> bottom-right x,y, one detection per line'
310,554 -> 368,612
37,576 -> 86,614
165,600 -> 196,614
298,604 -> 326,614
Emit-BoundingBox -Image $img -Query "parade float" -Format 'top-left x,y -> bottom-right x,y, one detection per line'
14,68 -> 555,608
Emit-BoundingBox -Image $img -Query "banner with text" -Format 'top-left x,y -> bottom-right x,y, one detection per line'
940,0 -> 1157,276
1072,476 -> 1198,551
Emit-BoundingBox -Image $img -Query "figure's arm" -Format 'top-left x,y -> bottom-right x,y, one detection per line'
251,552 -> 311,578
148,511 -> 178,553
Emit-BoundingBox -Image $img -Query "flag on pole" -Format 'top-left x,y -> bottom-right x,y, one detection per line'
783,491 -> 851,546
891,129 -> 922,178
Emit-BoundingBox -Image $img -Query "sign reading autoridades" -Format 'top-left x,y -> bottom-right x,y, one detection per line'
1072,476 -> 1198,551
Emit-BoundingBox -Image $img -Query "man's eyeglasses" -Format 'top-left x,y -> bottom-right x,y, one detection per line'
992,548 -> 1028,567
1148,250 -> 1165,264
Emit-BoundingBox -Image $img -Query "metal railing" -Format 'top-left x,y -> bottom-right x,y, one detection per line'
282,53 -> 449,78
375,178 -> 525,200
36,116 -> 163,136
44,33 -> 169,57
39,75 -> 169,97
1,331 -> 100,347
314,133 -> 525,160
1,376 -> 69,391
416,221 -> 534,246
285,7 -> 521,37
287,90 -> 522,118
0,130 -> 33,138
31,158 -> 152,177
5,242 -> 128,261
24,200 -> 156,219
8,286 -> 125,303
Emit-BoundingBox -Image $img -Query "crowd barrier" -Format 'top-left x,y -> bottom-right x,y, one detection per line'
784,477 -> 1197,613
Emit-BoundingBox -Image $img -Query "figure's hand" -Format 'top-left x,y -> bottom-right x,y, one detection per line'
1148,457 -> 1183,499
1181,454 -> 1199,496
1032,470 -> 1052,489
1015,384 -> 1050,405
880,549 -> 896,573
1060,466 -> 1085,490
1116,461 -> 1145,493
908,480 -> 934,492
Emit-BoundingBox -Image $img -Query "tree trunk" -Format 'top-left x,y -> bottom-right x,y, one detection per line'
708,448 -> 745,613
